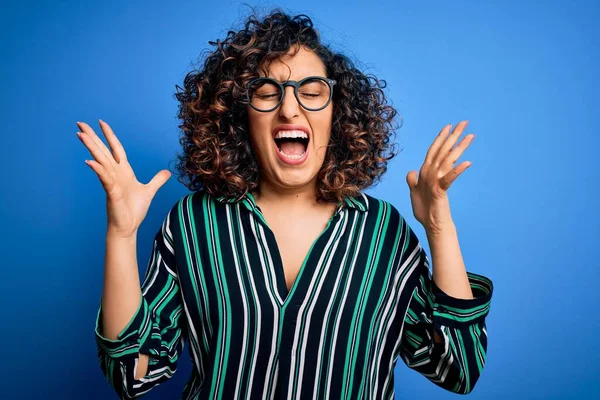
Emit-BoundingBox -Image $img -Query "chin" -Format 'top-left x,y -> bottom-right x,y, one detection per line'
272,169 -> 316,188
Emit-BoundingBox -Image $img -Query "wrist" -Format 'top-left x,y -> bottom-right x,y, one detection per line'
425,221 -> 456,237
106,228 -> 138,242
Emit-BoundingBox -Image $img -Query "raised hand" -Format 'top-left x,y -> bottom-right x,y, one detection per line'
405,120 -> 475,235
76,120 -> 171,238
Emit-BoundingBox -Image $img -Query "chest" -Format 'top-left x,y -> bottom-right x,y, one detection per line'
270,221 -> 325,291
265,211 -> 333,291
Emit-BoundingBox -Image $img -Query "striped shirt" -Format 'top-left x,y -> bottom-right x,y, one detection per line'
94,189 -> 493,399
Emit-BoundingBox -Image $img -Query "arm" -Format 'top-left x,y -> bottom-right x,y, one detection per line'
398,218 -> 493,395
100,232 -> 150,377
95,207 -> 186,399
426,221 -> 474,344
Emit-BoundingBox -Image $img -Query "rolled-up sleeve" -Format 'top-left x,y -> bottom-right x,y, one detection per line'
94,208 -> 186,399
399,230 -> 493,394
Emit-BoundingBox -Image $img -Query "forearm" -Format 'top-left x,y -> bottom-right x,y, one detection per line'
425,221 -> 473,300
100,232 -> 152,380
101,232 -> 143,340
425,222 -> 473,344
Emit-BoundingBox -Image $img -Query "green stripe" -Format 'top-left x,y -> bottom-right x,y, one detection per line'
204,195 -> 225,399
290,206 -> 343,395
469,324 -> 484,373
212,198 -> 232,398
456,329 -> 470,393
342,199 -> 388,397
317,210 -> 361,396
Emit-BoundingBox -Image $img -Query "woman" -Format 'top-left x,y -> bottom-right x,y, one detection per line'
79,9 -> 493,400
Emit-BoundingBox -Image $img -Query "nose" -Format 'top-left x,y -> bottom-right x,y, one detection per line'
278,86 -> 300,120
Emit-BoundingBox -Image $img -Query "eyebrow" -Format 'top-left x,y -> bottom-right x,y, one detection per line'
264,75 -> 328,82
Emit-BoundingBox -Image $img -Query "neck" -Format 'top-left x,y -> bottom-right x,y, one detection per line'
252,180 -> 323,212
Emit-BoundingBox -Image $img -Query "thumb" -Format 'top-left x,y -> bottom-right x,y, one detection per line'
147,169 -> 172,194
406,170 -> 418,190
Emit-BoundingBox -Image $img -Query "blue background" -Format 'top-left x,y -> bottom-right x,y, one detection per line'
1,0 -> 598,398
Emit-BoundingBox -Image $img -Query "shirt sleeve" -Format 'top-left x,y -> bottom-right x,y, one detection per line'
398,223 -> 493,395
94,207 -> 186,399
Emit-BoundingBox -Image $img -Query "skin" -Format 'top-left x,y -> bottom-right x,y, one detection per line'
247,44 -> 335,212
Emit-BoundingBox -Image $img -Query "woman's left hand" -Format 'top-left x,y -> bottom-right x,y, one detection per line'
406,120 -> 475,235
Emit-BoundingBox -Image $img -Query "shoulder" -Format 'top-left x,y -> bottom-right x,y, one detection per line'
161,190 -> 208,227
168,189 -> 219,212
155,190 -> 212,247
361,192 -> 421,245
163,188 -> 237,227
360,192 -> 405,223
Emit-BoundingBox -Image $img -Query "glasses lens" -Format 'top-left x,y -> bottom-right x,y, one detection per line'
297,78 -> 331,110
249,79 -> 281,111
249,78 -> 333,111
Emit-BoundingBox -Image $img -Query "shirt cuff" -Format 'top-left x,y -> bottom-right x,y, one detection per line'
431,272 -> 494,328
94,297 -> 152,359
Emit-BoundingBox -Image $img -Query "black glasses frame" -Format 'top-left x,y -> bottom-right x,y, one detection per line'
246,76 -> 337,112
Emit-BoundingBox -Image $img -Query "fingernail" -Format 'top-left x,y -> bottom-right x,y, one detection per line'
464,120 -> 469,125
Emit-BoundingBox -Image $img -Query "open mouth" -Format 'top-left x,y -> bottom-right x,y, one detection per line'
273,131 -> 310,160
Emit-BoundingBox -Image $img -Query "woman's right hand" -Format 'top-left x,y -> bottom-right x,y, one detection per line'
77,120 -> 172,239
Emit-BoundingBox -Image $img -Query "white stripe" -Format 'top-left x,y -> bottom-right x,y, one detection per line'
310,211 -> 359,400
342,201 -> 388,397
323,210 -> 368,399
179,195 -> 204,379
227,204 -> 251,400
368,211 -> 406,398
248,212 -> 281,400
381,239 -> 427,394
291,210 -> 349,400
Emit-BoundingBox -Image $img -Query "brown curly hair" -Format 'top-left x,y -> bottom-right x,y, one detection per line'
173,8 -> 402,204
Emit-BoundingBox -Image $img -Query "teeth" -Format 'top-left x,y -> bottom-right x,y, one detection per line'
274,130 -> 308,139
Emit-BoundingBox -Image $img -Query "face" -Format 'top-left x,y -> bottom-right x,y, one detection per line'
247,45 -> 334,195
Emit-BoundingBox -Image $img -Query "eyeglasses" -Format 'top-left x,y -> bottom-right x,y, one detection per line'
246,76 -> 337,112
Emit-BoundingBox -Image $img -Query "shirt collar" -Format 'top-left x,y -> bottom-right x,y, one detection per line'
215,191 -> 369,213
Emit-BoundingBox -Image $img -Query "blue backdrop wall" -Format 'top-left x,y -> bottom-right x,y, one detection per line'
1,0 -> 598,398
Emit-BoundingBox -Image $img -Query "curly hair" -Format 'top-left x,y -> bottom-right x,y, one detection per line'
174,8 -> 401,204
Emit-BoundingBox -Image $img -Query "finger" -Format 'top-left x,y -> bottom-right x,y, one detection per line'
146,169 -> 172,195
77,121 -> 117,166
84,159 -> 116,192
99,119 -> 128,164
406,170 -> 418,190
433,120 -> 469,165
439,133 -> 475,175
423,123 -> 453,165
439,161 -> 471,191
77,130 -> 117,170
